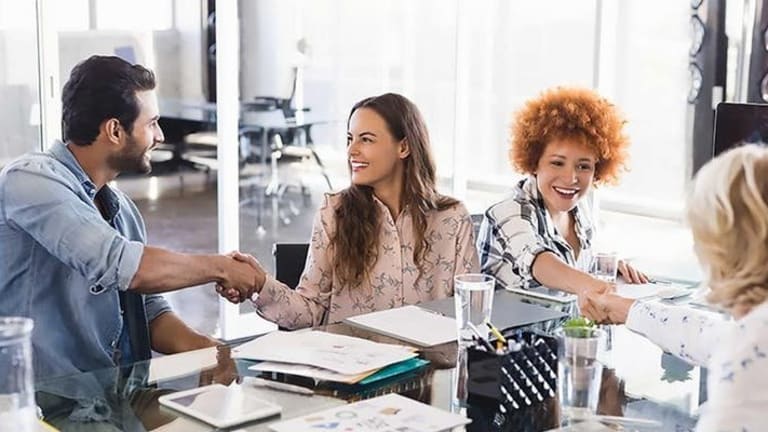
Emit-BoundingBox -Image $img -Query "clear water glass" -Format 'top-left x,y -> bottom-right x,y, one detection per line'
453,273 -> 495,347
591,252 -> 619,282
555,326 -> 605,424
0,317 -> 35,432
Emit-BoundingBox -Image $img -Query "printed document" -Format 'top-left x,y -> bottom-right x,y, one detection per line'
269,393 -> 470,432
233,330 -> 416,375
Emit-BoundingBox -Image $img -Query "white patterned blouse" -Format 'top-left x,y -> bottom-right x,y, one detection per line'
627,300 -> 768,431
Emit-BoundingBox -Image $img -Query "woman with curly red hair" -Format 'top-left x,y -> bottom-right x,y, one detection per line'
477,87 -> 646,314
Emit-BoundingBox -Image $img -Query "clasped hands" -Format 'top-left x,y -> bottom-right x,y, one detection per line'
577,283 -> 634,325
215,251 -> 267,303
578,261 -> 647,324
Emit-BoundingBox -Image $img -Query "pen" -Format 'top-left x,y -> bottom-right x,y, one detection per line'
467,322 -> 496,352
472,335 -> 496,352
648,278 -> 672,285
484,321 -> 508,346
249,377 -> 315,396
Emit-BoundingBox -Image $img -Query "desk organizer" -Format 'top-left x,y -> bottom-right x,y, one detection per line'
467,331 -> 559,432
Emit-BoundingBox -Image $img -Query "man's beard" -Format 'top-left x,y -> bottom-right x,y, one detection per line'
108,135 -> 152,175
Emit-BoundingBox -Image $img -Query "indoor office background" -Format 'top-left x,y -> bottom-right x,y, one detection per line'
0,0 -> 750,367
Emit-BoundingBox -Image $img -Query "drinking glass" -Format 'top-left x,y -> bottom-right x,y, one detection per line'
453,274 -> 495,346
555,326 -> 605,423
0,317 -> 36,432
591,252 -> 619,283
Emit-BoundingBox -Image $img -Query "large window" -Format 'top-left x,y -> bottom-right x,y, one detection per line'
599,0 -> 690,214
461,1 -> 598,189
292,0 -> 691,215
293,0 -> 460,184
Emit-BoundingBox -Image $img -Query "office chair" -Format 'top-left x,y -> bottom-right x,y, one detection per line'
239,68 -> 332,234
246,66 -> 309,121
243,67 -> 333,190
272,242 -> 310,289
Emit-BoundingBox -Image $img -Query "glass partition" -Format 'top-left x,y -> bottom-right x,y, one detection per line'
0,0 -> 42,166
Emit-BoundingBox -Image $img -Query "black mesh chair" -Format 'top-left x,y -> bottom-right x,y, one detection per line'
272,243 -> 310,289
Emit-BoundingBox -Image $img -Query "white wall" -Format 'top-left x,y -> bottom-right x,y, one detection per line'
174,1 -> 206,102
57,27 -> 205,102
239,0 -> 298,101
58,30 -> 155,84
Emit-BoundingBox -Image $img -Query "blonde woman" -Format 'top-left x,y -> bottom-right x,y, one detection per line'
592,144 -> 768,430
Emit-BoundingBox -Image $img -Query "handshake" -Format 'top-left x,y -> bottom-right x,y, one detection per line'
215,251 -> 266,304
577,282 -> 635,325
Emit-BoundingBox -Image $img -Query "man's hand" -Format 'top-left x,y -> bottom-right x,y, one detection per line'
216,252 -> 266,303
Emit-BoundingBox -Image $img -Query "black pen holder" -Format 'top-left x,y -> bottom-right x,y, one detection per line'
466,331 -> 559,432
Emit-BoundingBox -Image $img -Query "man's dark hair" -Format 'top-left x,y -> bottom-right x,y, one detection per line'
62,55 -> 156,146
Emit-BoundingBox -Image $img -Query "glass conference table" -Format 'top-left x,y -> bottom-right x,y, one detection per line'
35,297 -> 703,432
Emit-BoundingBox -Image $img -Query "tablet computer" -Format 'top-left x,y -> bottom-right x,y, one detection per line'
158,384 -> 282,428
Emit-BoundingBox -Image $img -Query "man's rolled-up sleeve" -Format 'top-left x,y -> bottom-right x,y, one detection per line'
144,294 -> 172,322
2,168 -> 144,293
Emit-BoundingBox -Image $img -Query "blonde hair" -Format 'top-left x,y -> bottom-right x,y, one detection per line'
686,144 -> 768,311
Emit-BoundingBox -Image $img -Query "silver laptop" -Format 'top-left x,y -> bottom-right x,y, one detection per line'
418,290 -> 567,331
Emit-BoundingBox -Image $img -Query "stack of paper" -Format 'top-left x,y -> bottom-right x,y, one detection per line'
269,393 -> 470,432
234,330 -> 418,384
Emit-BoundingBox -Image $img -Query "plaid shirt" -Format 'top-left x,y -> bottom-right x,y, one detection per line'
477,175 -> 594,290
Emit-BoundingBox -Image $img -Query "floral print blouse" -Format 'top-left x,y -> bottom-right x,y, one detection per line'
627,300 -> 768,431
253,193 -> 479,329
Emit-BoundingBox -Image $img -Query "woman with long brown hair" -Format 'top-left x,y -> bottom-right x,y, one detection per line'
222,93 -> 478,329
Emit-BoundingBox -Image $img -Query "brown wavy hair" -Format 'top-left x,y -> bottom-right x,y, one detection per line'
509,87 -> 630,185
332,93 -> 458,287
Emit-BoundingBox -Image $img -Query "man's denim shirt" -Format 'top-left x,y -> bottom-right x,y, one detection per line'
0,141 -> 171,385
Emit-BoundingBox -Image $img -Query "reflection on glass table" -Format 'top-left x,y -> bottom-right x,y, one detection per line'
34,316 -> 700,431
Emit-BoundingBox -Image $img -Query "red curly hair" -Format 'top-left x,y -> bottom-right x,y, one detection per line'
509,87 -> 630,185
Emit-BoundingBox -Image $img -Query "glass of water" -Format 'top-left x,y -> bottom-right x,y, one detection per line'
453,274 -> 495,347
555,326 -> 606,424
591,252 -> 619,283
0,317 -> 36,432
